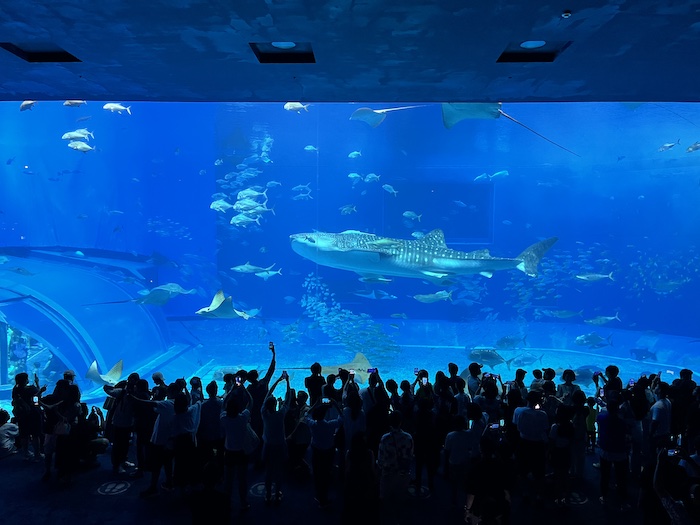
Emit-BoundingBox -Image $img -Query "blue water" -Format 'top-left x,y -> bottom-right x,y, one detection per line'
1,100 -> 699,400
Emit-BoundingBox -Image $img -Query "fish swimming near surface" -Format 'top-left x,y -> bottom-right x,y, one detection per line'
468,348 -> 514,370
630,347 -> 657,361
290,229 -> 557,283
86,359 -> 123,386
283,102 -> 310,113
103,103 -> 131,115
573,365 -> 603,385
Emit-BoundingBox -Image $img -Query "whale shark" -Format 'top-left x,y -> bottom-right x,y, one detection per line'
290,229 -> 557,282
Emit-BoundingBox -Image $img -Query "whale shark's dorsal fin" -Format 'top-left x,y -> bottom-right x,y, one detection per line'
416,229 -> 447,247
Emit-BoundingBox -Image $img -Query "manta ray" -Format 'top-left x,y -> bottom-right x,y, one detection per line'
195,290 -> 258,320
86,359 -> 123,386
290,229 -> 557,282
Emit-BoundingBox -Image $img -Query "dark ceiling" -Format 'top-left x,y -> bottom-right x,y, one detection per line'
1,1 -> 699,103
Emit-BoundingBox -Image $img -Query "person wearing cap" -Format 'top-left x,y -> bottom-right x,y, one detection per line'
152,372 -> 167,401
467,363 -> 483,399
63,370 -> 76,384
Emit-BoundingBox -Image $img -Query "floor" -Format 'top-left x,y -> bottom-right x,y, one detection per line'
0,442 -> 646,525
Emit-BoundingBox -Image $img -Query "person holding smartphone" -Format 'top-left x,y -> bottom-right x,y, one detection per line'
261,372 -> 291,505
305,397 -> 342,508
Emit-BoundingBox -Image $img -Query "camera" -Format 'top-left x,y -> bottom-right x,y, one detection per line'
534,404 -> 541,410
414,367 -> 419,376
349,369 -> 355,376
235,376 -> 242,385
269,341 -> 275,350
367,368 -> 377,374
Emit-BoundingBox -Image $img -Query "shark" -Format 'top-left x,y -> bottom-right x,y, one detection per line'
290,229 -> 557,282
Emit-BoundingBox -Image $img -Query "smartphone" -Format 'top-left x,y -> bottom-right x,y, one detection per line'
421,377 -> 428,386
534,404 -> 541,410
322,398 -> 330,404
489,423 -> 500,430
668,449 -> 680,457
599,390 -> 605,398
350,369 -> 355,375
628,379 -> 636,387
414,367 -> 419,376
367,368 -> 377,374
235,376 -> 242,385
269,341 -> 274,349
282,371 -> 288,379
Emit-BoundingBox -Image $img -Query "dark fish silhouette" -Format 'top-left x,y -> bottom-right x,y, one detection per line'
630,347 -> 657,361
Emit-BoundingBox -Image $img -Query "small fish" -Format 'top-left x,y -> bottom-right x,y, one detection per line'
359,276 -> 392,283
102,103 -> 131,115
502,220 -> 512,226
468,348 -> 513,370
7,266 -> 35,276
453,200 -> 467,208
630,347 -> 657,361
283,102 -> 310,113
389,324 -> 400,330
390,313 -> 408,319
364,173 -> 380,183
255,268 -> 282,281
283,296 -> 296,305
473,173 -> 489,182
575,272 -> 614,282
266,181 -> 282,188
413,290 -> 452,303
489,170 -> 509,180
584,313 -> 621,325
19,101 -> 36,111
6,157 -> 15,165
76,115 -> 92,122
382,184 -> 398,197
339,204 -> 357,215
214,159 -> 224,166
292,183 -> 311,192
496,335 -> 527,349
304,145 -> 318,152
575,332 -> 613,348
348,150 -> 362,159
292,192 -> 313,201
63,100 -> 87,107
658,139 -> 679,152
67,141 -> 94,153
687,141 -> 700,153
402,211 -> 422,221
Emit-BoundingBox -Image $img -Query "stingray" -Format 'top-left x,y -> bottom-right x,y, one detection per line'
195,290 -> 252,320
86,359 -> 123,386
441,102 -> 580,157
82,283 -> 196,307
350,105 -> 427,128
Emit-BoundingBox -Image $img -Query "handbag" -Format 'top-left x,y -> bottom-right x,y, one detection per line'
54,419 -> 71,436
242,423 -> 260,455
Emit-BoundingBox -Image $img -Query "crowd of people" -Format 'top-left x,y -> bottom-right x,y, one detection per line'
3,343 -> 700,524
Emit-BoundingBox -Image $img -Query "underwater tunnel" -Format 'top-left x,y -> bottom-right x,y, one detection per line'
0,247 -> 193,401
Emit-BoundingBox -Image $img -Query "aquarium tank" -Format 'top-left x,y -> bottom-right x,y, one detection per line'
0,100 -> 698,406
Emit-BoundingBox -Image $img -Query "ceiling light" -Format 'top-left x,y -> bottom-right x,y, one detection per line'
271,42 -> 296,50
520,40 -> 547,49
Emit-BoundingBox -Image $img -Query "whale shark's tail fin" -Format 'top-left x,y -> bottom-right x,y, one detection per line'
516,237 -> 558,277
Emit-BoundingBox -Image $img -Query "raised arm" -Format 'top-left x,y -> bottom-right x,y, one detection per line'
261,342 -> 277,385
